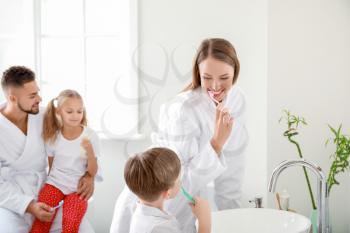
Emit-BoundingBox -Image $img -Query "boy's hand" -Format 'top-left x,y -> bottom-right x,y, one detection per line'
77,172 -> 94,201
26,201 -> 54,222
190,197 -> 211,233
189,196 -> 211,221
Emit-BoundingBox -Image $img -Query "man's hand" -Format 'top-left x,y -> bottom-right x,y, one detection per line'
77,172 -> 94,201
26,201 -> 54,222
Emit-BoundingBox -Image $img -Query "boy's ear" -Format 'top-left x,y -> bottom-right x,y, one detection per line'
162,189 -> 171,200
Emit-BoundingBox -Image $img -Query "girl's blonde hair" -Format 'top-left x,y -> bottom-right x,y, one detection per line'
43,89 -> 87,143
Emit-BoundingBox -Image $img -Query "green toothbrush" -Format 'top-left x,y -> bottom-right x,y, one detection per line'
181,187 -> 195,204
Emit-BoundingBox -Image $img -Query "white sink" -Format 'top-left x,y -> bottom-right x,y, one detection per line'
212,208 -> 311,233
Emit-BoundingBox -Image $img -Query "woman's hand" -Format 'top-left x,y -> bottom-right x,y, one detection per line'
211,102 -> 234,155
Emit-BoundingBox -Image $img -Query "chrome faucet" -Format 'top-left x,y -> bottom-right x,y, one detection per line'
268,159 -> 330,233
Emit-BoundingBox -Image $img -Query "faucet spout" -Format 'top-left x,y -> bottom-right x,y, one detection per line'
268,159 -> 329,233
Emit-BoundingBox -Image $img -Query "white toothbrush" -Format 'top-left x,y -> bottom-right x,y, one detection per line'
208,90 -> 236,118
208,90 -> 220,104
52,200 -> 64,211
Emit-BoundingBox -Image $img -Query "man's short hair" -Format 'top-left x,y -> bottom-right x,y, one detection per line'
124,147 -> 181,202
1,66 -> 36,91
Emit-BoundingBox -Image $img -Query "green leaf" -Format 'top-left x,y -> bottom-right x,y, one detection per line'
326,123 -> 350,194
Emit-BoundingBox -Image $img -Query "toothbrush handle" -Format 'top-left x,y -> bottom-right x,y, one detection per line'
181,187 -> 195,204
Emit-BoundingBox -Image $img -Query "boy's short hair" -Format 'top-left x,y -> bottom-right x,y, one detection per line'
1,66 -> 35,91
124,147 -> 181,202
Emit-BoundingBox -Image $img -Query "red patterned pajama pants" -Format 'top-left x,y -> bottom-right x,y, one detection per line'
29,183 -> 87,233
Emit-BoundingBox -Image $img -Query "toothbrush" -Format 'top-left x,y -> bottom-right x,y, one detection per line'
181,187 -> 195,204
52,200 -> 64,211
208,90 -> 236,118
208,91 -> 220,104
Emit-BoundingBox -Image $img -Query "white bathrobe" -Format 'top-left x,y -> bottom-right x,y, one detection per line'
110,86 -> 248,233
129,202 -> 181,233
0,105 -> 94,233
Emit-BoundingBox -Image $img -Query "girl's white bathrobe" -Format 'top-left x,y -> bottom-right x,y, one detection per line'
110,86 -> 248,233
0,106 -> 94,233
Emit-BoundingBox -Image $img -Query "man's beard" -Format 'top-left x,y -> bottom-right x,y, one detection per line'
18,102 -> 39,114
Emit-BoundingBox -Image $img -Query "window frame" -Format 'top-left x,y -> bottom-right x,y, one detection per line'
30,0 -> 142,140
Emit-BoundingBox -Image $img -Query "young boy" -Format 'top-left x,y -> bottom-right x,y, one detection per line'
124,147 -> 211,233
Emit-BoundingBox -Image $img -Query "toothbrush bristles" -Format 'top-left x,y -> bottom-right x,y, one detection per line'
208,92 -> 220,104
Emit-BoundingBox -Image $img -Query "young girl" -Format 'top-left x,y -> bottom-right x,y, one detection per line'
30,89 -> 101,233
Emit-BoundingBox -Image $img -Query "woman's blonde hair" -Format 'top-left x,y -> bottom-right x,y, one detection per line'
184,38 -> 240,91
43,89 -> 87,143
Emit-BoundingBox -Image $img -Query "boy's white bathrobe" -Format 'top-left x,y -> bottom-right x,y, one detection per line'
110,86 -> 248,233
0,105 -> 94,233
129,202 -> 182,233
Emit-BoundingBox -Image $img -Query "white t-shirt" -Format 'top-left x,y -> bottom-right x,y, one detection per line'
130,202 -> 182,233
45,126 -> 102,195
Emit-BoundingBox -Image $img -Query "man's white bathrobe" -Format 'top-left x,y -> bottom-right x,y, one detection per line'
0,106 -> 94,233
110,86 -> 248,233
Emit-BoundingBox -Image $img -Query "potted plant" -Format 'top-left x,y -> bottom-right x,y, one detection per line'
325,124 -> 350,194
280,110 -> 350,233
279,110 -> 317,208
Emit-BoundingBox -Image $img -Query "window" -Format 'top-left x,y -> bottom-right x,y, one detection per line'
0,0 -> 140,139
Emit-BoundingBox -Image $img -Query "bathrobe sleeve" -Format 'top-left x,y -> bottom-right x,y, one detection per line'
45,142 -> 55,157
151,223 -> 182,233
0,108 -> 47,217
0,150 -> 34,215
152,100 -> 227,194
109,186 -> 138,233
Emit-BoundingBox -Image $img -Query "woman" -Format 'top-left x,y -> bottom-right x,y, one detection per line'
110,38 -> 248,233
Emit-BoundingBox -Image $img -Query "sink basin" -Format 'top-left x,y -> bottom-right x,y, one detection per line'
212,208 -> 311,233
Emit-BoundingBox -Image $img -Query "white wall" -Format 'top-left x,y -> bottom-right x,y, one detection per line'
268,0 -> 350,232
87,0 -> 268,232
2,0 -> 349,232
3,0 -> 350,232
2,0 -> 350,232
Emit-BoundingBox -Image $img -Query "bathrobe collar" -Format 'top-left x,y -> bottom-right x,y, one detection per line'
135,202 -> 173,220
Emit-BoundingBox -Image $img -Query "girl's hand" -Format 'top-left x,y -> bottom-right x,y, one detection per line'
81,137 -> 98,177
81,138 -> 94,156
211,102 -> 234,155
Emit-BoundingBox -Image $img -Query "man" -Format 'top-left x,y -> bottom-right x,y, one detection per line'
0,66 -> 95,233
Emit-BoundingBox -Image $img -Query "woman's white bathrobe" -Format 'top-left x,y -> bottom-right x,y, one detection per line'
0,106 -> 94,233
110,86 -> 248,233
